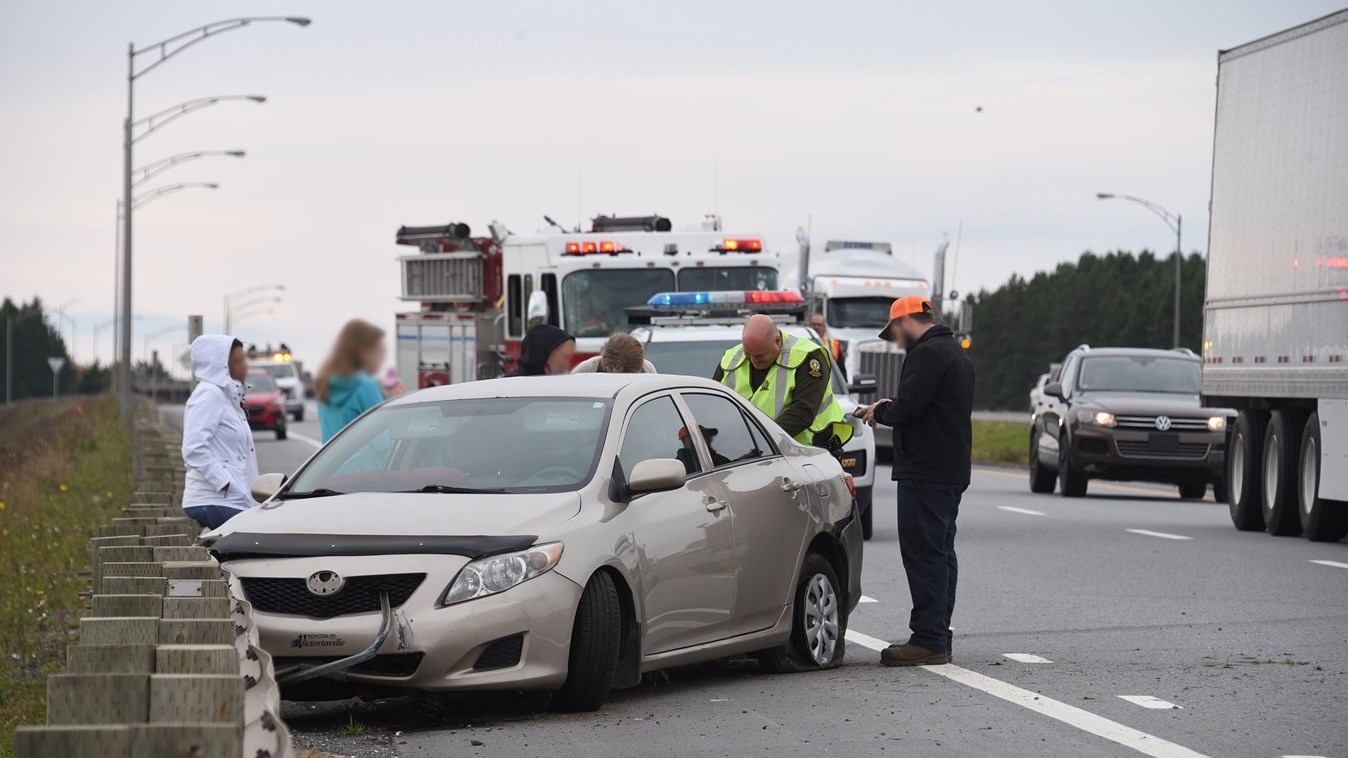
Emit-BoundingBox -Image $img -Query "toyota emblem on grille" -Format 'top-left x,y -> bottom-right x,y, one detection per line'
1154,415 -> 1172,431
306,571 -> 346,597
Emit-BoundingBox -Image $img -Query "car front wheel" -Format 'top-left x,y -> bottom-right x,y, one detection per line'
757,553 -> 846,673
1058,434 -> 1088,498
552,571 -> 622,713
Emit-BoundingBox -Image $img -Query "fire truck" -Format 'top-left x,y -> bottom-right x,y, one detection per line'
394,214 -> 782,388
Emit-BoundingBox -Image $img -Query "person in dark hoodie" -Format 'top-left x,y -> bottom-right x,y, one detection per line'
505,324 -> 576,377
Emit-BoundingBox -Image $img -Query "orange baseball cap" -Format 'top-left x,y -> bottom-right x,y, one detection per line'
878,296 -> 934,340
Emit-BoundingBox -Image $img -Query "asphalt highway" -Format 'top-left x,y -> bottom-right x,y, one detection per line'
161,403 -> 1348,758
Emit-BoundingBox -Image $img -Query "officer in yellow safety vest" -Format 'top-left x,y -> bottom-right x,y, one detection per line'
713,314 -> 853,451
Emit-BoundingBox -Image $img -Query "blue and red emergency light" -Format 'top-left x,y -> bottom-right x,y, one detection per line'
646,290 -> 804,307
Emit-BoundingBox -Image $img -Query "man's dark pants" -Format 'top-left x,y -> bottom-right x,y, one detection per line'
895,479 -> 962,653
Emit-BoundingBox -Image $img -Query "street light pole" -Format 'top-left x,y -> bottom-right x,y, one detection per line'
117,16 -> 311,426
1096,192 -> 1183,348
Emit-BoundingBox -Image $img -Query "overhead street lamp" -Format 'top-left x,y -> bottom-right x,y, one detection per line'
1096,192 -> 1183,348
119,15 -> 310,426
229,306 -> 276,330
131,96 -> 266,144
224,284 -> 284,334
128,183 -> 219,212
54,298 -> 81,365
132,150 -> 245,188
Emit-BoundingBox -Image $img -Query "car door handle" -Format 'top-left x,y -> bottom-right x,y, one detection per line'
704,496 -> 728,512
780,478 -> 806,493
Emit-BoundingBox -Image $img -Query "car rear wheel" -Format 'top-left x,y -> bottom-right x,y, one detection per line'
1178,482 -> 1207,500
292,407 -> 304,422
275,426 -> 287,441
1029,432 -> 1056,494
552,571 -> 622,713
860,502 -> 873,540
756,553 -> 846,673
1298,412 -> 1348,542
1261,410 -> 1303,536
1057,434 -> 1087,498
1228,410 -> 1266,531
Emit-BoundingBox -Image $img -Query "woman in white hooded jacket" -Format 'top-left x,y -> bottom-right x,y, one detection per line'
181,335 -> 258,529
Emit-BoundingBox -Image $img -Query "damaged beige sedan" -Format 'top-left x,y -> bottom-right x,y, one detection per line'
206,374 -> 863,712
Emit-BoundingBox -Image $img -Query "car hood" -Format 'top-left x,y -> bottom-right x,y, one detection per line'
213,491 -> 584,539
1076,392 -> 1213,416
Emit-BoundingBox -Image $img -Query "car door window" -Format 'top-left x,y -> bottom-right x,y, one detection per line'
681,393 -> 768,468
619,396 -> 702,477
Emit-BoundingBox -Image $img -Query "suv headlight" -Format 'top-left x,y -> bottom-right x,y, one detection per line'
1075,409 -> 1116,428
1207,416 -> 1226,432
441,542 -> 563,606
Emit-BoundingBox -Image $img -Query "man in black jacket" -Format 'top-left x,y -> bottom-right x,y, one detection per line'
504,324 -> 576,377
857,296 -> 974,666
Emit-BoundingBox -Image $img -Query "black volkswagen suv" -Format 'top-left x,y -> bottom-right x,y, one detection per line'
1029,346 -> 1233,499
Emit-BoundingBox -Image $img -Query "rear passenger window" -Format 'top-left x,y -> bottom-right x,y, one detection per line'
619,396 -> 701,477
681,394 -> 767,468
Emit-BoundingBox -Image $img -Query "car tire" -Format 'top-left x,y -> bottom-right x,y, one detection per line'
1297,412 -> 1348,542
276,427 -> 287,441
1261,410 -> 1303,537
1057,434 -> 1087,498
1213,478 -> 1229,505
860,500 -> 873,541
551,571 -> 622,713
292,408 -> 305,422
756,553 -> 846,674
1228,410 -> 1267,531
1178,482 -> 1207,500
1029,431 -> 1056,494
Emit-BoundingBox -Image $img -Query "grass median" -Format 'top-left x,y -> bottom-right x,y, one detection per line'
0,395 -> 131,757
972,418 -> 1028,468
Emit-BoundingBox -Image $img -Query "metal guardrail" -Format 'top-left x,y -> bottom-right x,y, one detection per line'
13,410 -> 293,758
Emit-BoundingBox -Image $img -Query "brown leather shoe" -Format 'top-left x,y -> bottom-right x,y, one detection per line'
880,643 -> 951,667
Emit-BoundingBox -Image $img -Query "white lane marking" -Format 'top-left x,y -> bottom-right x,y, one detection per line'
1125,529 -> 1193,541
1003,653 -> 1053,663
998,506 -> 1047,516
859,595 -> 879,604
1281,755 -> 1329,757
976,468 -> 1175,497
845,630 -> 1209,758
1119,696 -> 1182,710
1309,560 -> 1348,570
286,431 -> 324,449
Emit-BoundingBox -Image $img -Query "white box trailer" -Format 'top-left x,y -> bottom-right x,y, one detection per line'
1202,9 -> 1348,541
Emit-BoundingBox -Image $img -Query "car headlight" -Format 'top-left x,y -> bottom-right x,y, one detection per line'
441,542 -> 563,606
1207,416 -> 1226,432
1075,409 -> 1116,428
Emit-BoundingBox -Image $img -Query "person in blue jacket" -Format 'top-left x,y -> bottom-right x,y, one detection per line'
317,319 -> 395,441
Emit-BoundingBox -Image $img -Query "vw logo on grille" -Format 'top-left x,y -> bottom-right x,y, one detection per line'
1154,415 -> 1173,431
306,570 -> 346,597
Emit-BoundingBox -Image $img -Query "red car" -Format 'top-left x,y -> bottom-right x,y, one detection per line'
244,371 -> 288,440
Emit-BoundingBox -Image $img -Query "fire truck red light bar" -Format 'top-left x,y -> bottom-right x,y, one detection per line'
722,238 -> 763,252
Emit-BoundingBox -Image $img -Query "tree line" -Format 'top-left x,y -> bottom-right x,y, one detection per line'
0,298 -> 110,401
964,251 -> 1207,410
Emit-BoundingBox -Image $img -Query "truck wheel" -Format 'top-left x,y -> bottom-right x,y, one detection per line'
1261,410 -> 1303,536
1228,410 -> 1266,531
1298,412 -> 1348,542
1178,482 -> 1207,500
1057,434 -> 1087,498
1029,432 -> 1057,494
552,571 -> 621,713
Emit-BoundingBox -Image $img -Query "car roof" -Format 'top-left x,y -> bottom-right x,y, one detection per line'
1071,347 -> 1198,361
383,373 -> 733,407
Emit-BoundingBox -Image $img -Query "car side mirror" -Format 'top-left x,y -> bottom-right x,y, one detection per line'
526,290 -> 550,327
1044,381 -> 1065,399
848,373 -> 879,396
627,459 -> 686,494
251,472 -> 287,503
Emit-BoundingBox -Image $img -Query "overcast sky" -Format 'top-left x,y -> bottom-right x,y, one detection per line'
1,0 -> 1341,371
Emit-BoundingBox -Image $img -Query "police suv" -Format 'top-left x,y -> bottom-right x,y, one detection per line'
626,290 -> 879,539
